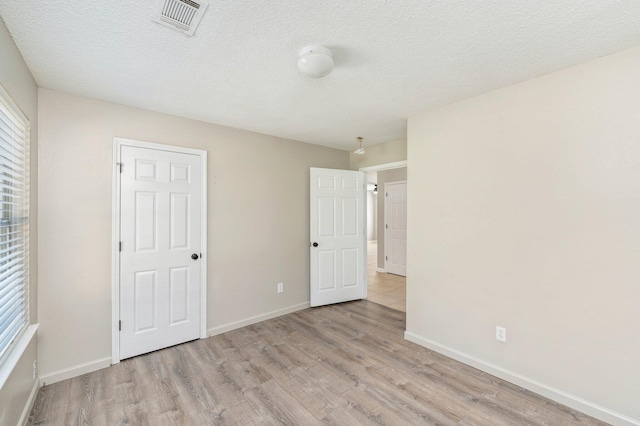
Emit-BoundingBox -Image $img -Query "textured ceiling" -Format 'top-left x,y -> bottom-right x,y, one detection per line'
2,1 -> 640,151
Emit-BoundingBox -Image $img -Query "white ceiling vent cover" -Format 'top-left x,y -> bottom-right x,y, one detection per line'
153,0 -> 209,36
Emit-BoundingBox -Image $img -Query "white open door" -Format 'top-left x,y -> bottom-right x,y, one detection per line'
384,181 -> 407,276
310,168 -> 367,307
115,140 -> 207,360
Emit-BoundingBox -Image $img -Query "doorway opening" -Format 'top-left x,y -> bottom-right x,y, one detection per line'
361,161 -> 407,312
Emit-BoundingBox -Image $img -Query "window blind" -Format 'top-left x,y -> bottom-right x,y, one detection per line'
0,85 -> 30,367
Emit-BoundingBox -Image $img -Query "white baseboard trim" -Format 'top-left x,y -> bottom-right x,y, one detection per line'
208,302 -> 310,337
38,303 -> 311,385
39,357 -> 112,386
404,331 -> 640,426
18,378 -> 40,426
375,267 -> 385,273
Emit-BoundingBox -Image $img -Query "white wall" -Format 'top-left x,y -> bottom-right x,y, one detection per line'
37,89 -> 349,380
406,45 -> 640,423
0,15 -> 39,425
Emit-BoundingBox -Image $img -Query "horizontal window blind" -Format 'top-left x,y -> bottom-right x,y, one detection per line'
0,84 -> 30,368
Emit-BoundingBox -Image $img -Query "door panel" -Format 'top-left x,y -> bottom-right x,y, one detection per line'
384,181 -> 407,276
310,168 -> 366,307
170,193 -> 190,249
169,266 -> 189,324
342,248 -> 358,287
135,192 -> 157,251
318,198 -> 336,237
318,250 -> 336,291
120,145 -> 202,360
342,198 -> 358,236
134,270 -> 157,332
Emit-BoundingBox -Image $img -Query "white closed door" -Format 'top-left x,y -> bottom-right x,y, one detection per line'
310,168 -> 366,307
119,145 -> 202,359
385,181 -> 407,276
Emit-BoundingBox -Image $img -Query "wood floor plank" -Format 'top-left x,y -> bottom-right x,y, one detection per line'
28,300 -> 609,426
289,308 -> 515,425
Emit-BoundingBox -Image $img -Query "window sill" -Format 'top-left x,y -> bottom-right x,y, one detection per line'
0,324 -> 38,390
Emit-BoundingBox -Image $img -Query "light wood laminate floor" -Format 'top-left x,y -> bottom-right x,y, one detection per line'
29,301 -> 606,425
367,241 -> 406,312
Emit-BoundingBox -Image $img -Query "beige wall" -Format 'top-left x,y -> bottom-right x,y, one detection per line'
349,138 -> 406,170
376,167 -> 407,269
407,45 -> 640,422
0,15 -> 39,425
38,89 -> 349,378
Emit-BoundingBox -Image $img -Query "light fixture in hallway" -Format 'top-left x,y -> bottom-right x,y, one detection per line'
354,136 -> 365,155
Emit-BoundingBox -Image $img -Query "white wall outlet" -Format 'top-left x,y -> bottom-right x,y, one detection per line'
277,282 -> 284,293
33,360 -> 37,379
496,326 -> 506,342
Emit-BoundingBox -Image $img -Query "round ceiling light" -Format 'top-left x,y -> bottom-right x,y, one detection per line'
297,45 -> 334,78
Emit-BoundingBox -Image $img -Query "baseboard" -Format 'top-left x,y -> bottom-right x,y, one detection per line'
39,357 -> 112,386
208,302 -> 310,337
375,267 -> 385,273
39,303 -> 311,384
18,378 -> 40,426
404,331 -> 640,426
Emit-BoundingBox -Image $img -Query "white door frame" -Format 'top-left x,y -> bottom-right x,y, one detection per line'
359,160 -> 407,273
359,160 -> 407,174
111,137 -> 208,364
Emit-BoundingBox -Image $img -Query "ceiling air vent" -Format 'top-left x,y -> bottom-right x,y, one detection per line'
153,0 -> 209,36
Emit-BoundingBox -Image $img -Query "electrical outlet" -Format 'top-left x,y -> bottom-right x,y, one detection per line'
496,326 -> 506,342
277,282 -> 284,293
33,360 -> 37,379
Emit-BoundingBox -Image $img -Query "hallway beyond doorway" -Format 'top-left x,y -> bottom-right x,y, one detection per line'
366,241 -> 406,312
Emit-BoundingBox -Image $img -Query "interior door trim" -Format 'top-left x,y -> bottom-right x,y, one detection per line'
111,137 -> 208,364
358,160 -> 407,173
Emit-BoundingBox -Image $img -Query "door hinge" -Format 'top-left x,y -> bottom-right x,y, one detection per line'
385,224 -> 388,229
119,241 -> 122,252
386,256 -> 388,260
386,192 -> 388,197
117,162 -> 123,173
118,320 -> 121,331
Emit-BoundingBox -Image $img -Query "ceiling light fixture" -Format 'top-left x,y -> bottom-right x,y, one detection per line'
297,45 -> 334,78
354,137 -> 365,155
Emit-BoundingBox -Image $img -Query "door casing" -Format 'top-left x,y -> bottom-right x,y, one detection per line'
111,137 -> 207,364
359,160 -> 407,273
